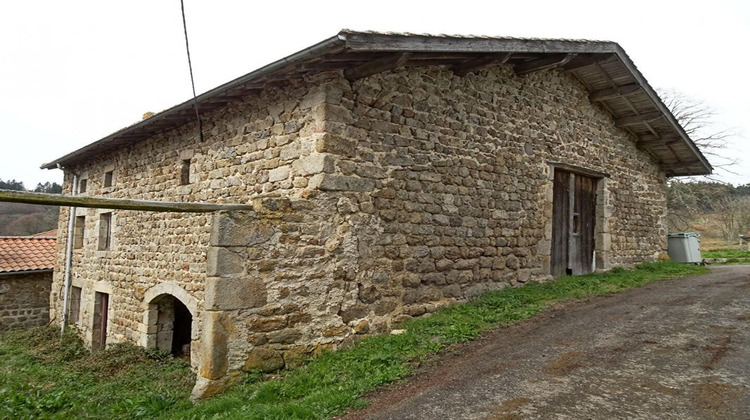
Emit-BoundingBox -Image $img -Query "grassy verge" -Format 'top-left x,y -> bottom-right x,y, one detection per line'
0,328 -> 194,419
1,262 -> 707,419
702,248 -> 750,260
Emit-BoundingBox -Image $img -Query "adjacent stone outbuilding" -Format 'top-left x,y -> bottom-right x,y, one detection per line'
40,31 -> 711,397
0,233 -> 56,330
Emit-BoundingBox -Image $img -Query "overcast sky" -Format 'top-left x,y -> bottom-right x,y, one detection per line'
1,0 -> 748,188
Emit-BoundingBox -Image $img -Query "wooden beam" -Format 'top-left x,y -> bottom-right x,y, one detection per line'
344,53 -> 411,81
589,83 -> 641,102
451,53 -> 512,76
661,163 -> 701,172
342,32 -> 619,55
563,53 -> 615,71
299,62 -> 350,71
514,54 -> 576,75
0,190 -> 254,213
206,95 -> 247,104
636,134 -> 682,149
615,111 -> 663,127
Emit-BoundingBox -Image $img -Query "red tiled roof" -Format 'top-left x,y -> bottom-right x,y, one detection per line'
0,237 -> 57,274
33,229 -> 58,238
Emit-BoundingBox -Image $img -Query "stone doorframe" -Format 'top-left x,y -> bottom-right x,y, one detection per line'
543,162 -> 612,274
140,282 -> 201,370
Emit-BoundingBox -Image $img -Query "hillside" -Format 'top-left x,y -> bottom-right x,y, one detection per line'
0,179 -> 61,236
668,181 -> 750,249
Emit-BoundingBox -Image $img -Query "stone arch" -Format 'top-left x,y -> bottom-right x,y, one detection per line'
143,282 -> 199,316
141,282 -> 200,365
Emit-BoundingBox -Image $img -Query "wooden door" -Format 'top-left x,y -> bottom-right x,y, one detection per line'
92,292 -> 109,350
551,171 -> 597,277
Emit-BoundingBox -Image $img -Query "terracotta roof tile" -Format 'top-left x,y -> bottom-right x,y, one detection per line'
0,236 -> 57,273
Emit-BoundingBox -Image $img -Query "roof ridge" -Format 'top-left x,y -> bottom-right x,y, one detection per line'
338,28 -> 614,44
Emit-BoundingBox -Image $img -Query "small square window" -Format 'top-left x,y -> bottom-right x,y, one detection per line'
74,216 -> 85,249
103,171 -> 114,188
98,213 -> 112,251
78,179 -> 87,194
68,286 -> 82,324
180,159 -> 191,185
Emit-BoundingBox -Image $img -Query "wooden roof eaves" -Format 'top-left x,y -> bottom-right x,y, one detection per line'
0,268 -> 53,277
608,45 -> 712,176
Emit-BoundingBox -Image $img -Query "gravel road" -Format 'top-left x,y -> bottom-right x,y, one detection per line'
341,265 -> 750,420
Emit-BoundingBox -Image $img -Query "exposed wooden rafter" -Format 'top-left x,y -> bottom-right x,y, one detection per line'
205,95 -> 247,104
660,163 -> 701,173
451,53 -> 512,76
615,111 -> 663,127
589,83 -> 641,102
514,53 -> 576,75
636,134 -> 681,149
344,53 -> 411,81
563,53 -> 615,71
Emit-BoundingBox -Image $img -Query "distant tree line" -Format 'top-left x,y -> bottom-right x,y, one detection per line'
0,179 -> 62,194
668,181 -> 750,244
668,181 -> 750,213
0,178 -> 62,236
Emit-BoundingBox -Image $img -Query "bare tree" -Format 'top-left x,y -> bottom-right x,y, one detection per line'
715,196 -> 750,245
658,88 -> 738,172
660,89 -> 742,237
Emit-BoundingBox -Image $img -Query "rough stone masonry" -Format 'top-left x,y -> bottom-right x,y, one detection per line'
51,63 -> 668,398
0,272 -> 51,330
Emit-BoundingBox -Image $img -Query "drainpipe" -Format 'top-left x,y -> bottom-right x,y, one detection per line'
59,165 -> 78,332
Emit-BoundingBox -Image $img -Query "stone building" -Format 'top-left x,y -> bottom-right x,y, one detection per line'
41,31 -> 710,397
0,232 -> 56,330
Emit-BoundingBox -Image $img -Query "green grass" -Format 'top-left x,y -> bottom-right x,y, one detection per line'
702,248 -> 750,259
0,328 -> 194,420
1,262 -> 707,419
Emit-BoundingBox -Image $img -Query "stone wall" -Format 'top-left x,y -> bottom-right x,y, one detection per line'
194,195 -> 369,395
307,65 -> 667,322
50,73 -> 340,350
0,271 -> 52,330
50,63 -> 669,397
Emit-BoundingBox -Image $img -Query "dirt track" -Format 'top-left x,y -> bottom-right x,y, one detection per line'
341,265 -> 750,419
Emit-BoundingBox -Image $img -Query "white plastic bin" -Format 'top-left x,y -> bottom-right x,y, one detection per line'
667,232 -> 702,263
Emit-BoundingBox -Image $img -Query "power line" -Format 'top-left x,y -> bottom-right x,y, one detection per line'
180,0 -> 204,142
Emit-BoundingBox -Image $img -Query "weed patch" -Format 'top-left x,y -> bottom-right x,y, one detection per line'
0,328 -> 193,419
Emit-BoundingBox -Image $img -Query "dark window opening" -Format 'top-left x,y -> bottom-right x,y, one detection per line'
98,213 -> 112,251
78,179 -> 87,193
74,216 -> 85,249
68,286 -> 82,324
103,171 -> 114,188
180,159 -> 191,185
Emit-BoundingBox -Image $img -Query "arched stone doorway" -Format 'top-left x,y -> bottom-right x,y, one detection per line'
142,282 -> 199,364
150,294 -> 193,357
